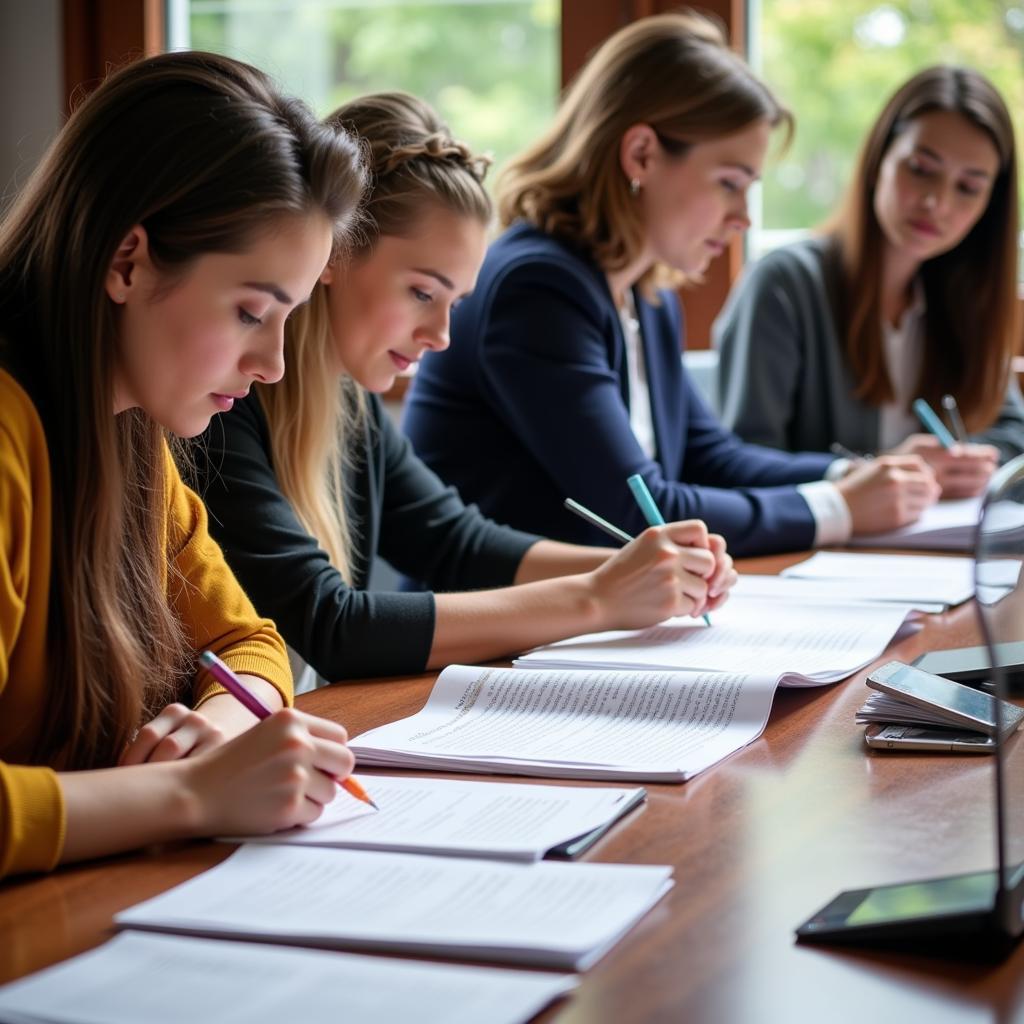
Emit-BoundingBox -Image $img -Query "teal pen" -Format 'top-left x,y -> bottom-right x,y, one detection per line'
625,474 -> 712,627
912,398 -> 956,450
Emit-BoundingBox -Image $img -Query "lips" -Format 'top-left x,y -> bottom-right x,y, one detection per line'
388,351 -> 417,372
211,389 -> 248,412
907,218 -> 940,237
704,239 -> 727,255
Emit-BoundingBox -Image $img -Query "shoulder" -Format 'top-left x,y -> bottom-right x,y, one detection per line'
478,223 -> 610,308
0,368 -> 47,494
739,236 -> 836,296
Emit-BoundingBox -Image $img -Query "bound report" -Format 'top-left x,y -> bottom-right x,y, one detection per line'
513,595 -> 912,683
0,932 -> 577,1024
352,664 -> 813,782
225,775 -> 646,862
115,845 -> 674,971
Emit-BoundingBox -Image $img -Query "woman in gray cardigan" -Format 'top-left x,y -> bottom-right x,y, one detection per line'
715,66 -> 1024,499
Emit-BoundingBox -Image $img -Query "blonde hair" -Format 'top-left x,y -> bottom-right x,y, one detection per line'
826,66 -> 1019,430
498,11 -> 792,298
257,92 -> 490,582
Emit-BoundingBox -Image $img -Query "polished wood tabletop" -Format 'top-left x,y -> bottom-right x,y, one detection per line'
1,551 -> 1018,1023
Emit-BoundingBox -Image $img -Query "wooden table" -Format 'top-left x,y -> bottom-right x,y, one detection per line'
1,552 -> 1018,1023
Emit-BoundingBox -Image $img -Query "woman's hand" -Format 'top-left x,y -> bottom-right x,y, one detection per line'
587,520 -> 736,630
836,454 -> 941,534
889,433 -> 997,499
120,703 -> 226,766
181,708 -> 355,836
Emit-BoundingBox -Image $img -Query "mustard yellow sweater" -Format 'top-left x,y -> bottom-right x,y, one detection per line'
0,369 -> 293,879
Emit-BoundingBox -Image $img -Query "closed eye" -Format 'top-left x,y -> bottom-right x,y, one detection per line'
238,308 -> 263,326
411,287 -> 432,303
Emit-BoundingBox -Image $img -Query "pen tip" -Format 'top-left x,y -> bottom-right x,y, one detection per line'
367,799 -> 380,811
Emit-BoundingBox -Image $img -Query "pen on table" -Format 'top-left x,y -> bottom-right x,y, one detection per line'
941,394 -> 968,444
625,474 -> 712,627
198,650 -> 378,810
912,397 -> 956,450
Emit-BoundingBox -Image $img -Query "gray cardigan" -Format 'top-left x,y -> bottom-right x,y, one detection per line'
713,236 -> 1024,462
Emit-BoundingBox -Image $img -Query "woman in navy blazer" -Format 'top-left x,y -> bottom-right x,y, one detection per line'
404,12 -> 939,557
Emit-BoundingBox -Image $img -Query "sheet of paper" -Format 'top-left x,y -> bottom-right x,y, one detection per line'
0,931 -> 577,1024
733,574 -> 948,613
116,845 -> 673,970
846,497 -> 982,550
514,594 -> 911,683
228,776 -> 645,861
783,551 -> 974,582
352,665 -> 779,780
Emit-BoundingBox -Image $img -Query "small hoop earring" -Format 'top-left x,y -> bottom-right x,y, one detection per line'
629,178 -> 641,196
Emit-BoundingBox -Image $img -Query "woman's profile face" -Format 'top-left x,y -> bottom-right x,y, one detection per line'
110,213 -> 333,438
872,109 -> 1000,266
632,119 -> 770,277
322,205 -> 488,393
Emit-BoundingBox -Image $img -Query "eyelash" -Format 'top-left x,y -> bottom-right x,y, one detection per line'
411,287 -> 432,304
908,162 -> 982,197
238,308 -> 262,327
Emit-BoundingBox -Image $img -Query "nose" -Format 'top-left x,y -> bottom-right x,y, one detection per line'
727,194 -> 751,234
418,308 -> 452,354
242,325 -> 286,385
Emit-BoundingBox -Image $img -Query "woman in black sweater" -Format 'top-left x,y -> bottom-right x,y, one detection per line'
191,92 -> 735,685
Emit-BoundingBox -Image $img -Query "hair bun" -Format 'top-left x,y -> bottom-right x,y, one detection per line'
382,132 -> 491,182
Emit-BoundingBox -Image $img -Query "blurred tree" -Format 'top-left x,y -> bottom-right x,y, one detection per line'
759,0 -> 1024,229
188,0 -> 559,185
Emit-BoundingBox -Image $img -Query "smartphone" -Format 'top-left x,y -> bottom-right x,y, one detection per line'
867,660 -> 1010,735
913,642 -> 1024,693
864,723 -> 996,753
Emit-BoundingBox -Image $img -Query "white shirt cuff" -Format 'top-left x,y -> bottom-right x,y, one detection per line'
797,480 -> 852,547
824,458 -> 851,482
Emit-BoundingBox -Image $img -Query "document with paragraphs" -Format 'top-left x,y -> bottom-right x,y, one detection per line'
0,931 -> 577,1024
227,775 -> 645,861
115,845 -> 673,971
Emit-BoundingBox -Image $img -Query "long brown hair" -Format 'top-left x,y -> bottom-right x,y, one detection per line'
827,65 -> 1019,430
257,92 -> 490,582
497,11 -> 792,297
0,51 -> 365,769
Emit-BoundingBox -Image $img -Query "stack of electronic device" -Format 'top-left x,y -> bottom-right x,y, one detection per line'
857,657 -> 1024,753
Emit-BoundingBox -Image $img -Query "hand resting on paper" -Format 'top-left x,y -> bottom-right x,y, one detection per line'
836,454 -> 941,535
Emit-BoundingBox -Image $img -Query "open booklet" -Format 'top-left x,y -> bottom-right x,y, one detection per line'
513,594 -> 914,682
351,665 -> 815,782
0,932 -> 577,1024
225,775 -> 646,862
115,845 -> 673,971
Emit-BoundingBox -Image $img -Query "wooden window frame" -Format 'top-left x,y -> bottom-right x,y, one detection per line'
62,0 -> 743,364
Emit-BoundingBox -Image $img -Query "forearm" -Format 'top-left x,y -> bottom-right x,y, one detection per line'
58,760 -> 198,864
195,674 -> 286,738
512,539 -> 615,585
428,576 -> 602,668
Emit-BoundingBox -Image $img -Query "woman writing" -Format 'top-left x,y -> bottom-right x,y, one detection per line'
0,51 -> 365,878
191,91 -> 735,686
403,12 -> 940,557
715,65 -> 1023,498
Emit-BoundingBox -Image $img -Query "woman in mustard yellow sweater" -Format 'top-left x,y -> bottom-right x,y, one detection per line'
0,52 -> 366,878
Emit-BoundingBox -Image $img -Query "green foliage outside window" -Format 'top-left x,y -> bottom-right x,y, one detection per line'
759,0 -> 1024,230
186,0 -> 559,184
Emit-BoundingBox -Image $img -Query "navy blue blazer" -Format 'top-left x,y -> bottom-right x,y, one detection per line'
403,223 -> 834,557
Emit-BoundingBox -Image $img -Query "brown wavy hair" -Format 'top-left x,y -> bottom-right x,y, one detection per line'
257,92 -> 490,582
826,65 -> 1019,430
0,51 -> 366,769
497,10 -> 792,297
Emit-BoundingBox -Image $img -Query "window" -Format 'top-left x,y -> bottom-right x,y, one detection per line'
167,0 -> 560,178
751,0 -> 1024,258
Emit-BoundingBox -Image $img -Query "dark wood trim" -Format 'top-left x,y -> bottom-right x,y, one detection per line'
62,0 -> 165,112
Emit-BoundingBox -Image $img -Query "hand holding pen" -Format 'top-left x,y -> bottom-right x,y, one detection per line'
199,650 -> 377,810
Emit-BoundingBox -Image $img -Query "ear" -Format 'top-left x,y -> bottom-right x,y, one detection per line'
319,263 -> 334,286
619,123 -> 660,187
105,224 -> 151,305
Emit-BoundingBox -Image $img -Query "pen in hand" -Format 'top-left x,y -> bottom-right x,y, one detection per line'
625,474 -> 712,627
912,398 -> 956,450
941,394 -> 968,444
198,650 -> 378,810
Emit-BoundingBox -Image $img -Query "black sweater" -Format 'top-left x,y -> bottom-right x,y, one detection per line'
191,392 -> 539,681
